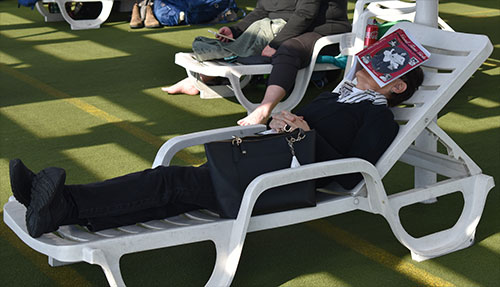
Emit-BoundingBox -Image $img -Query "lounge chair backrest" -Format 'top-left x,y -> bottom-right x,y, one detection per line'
375,22 -> 493,179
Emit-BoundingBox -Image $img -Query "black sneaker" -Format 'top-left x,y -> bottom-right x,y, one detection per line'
9,159 -> 35,207
26,167 -> 68,238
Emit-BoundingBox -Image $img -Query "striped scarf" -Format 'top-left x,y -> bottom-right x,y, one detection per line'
337,81 -> 388,106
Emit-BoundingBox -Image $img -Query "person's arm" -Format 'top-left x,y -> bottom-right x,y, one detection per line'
229,1 -> 269,38
268,0 -> 321,49
333,109 -> 399,189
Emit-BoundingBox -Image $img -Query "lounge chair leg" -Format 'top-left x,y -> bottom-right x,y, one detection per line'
35,2 -> 65,22
226,73 -> 258,113
83,248 -> 125,287
205,237 -> 242,287
415,126 -> 438,203
56,0 -> 114,30
48,256 -> 77,267
382,174 -> 494,261
187,71 -> 253,100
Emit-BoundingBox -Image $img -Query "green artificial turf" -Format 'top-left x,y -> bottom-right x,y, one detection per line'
1,0 -> 499,286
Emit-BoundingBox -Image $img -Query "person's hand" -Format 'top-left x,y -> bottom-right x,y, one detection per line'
269,111 -> 310,132
217,27 -> 234,42
261,45 -> 277,57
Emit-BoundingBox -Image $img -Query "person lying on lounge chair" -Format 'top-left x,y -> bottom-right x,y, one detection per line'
163,0 -> 351,126
9,66 -> 423,238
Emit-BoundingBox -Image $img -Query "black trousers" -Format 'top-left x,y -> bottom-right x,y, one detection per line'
268,32 -> 340,93
66,165 -> 218,231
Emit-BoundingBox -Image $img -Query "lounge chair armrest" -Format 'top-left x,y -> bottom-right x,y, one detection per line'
310,33 -> 351,63
313,33 -> 345,52
152,125 -> 267,168
312,32 -> 357,57
233,158 -> 385,226
338,33 -> 358,56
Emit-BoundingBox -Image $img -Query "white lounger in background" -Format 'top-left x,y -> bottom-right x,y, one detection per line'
173,0 -> 452,116
361,0 -> 454,31
35,0 -> 135,30
175,34 -> 346,114
3,22 -> 494,286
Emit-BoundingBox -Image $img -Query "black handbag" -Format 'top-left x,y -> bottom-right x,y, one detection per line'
204,129 -> 316,219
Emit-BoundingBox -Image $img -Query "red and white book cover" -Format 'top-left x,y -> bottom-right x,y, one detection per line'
349,28 -> 430,87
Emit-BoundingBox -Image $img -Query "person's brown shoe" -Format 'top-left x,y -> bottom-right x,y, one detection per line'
144,5 -> 161,28
130,3 -> 144,29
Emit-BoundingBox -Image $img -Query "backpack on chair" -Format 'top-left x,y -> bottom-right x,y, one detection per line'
17,0 -> 39,9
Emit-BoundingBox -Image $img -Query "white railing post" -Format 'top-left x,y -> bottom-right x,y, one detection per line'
415,0 -> 439,27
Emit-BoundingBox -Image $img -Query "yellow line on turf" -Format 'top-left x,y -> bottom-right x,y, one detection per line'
307,220 -> 454,287
0,63 -> 201,165
462,9 -> 500,16
0,212 -> 90,286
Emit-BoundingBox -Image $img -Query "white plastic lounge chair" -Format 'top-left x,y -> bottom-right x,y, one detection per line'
355,0 -> 454,31
35,0 -> 134,30
3,22 -> 494,286
174,34 -> 346,113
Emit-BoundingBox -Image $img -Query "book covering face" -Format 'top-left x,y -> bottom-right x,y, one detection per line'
350,28 -> 430,87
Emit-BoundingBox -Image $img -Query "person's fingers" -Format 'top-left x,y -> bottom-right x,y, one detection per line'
269,118 -> 284,131
280,110 -> 293,118
278,111 -> 288,118
282,119 -> 297,131
285,117 -> 310,132
217,35 -> 229,42
218,27 -> 230,35
272,113 -> 286,121
272,112 -> 309,132
282,112 -> 301,122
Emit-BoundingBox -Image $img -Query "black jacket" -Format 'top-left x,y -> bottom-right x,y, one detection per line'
230,0 -> 350,49
297,92 -> 399,190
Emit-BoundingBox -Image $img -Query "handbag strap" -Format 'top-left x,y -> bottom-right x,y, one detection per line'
285,129 -> 306,156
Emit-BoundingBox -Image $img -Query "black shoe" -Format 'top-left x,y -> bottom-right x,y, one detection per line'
26,167 -> 68,238
9,159 -> 35,207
